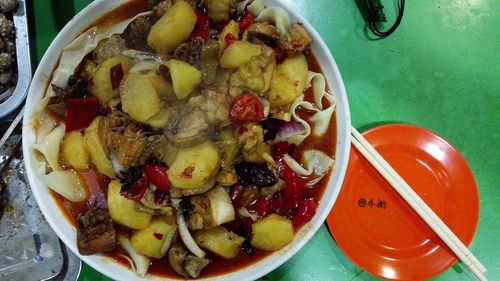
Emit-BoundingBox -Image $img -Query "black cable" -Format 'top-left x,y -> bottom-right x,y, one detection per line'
366,0 -> 405,38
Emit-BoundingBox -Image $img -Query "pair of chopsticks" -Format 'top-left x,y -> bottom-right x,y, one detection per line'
350,126 -> 487,281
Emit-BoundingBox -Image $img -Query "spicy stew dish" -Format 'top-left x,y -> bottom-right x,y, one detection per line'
30,0 -> 338,279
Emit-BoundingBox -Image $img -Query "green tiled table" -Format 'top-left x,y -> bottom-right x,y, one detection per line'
31,0 -> 499,280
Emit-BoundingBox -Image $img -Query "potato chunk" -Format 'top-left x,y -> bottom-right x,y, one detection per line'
167,140 -> 221,189
148,1 -> 197,55
131,218 -> 177,258
83,117 -> 114,178
250,214 -> 294,251
88,56 -> 134,103
193,226 -> 244,259
268,54 -> 309,107
61,131 -> 89,170
120,73 -> 162,123
218,20 -> 239,54
107,180 -> 152,230
166,59 -> 202,99
220,41 -> 262,69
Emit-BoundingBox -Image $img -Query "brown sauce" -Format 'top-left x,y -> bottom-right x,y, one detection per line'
49,0 -> 337,278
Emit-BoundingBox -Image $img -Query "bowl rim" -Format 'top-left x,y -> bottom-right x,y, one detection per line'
22,0 -> 351,280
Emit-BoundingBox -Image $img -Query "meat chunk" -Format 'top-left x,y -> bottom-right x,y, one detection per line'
230,45 -> 276,94
203,0 -> 234,22
173,38 -> 203,66
188,88 -> 231,127
243,22 -> 281,45
164,106 -> 209,148
93,35 -> 127,64
174,38 -> 220,85
153,0 -> 174,17
77,208 -> 117,255
47,78 -> 89,118
99,113 -> 165,167
168,243 -> 210,278
122,15 -> 154,51
279,23 -> 313,55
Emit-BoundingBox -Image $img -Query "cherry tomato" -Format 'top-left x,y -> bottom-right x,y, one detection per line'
143,165 -> 171,191
292,198 -> 318,226
230,94 -> 265,123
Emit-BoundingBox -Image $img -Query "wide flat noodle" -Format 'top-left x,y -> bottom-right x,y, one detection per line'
39,170 -> 87,202
253,0 -> 291,37
32,124 -> 65,171
283,150 -> 335,186
45,11 -> 153,100
290,71 -> 337,145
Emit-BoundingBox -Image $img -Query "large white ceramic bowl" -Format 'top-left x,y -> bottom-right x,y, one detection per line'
22,0 -> 351,280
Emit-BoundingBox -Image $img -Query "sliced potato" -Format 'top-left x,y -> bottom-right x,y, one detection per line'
268,54 -> 309,107
220,41 -> 262,69
131,218 -> 177,258
162,141 -> 179,167
166,59 -> 202,99
88,56 -> 134,103
193,226 -> 244,259
108,180 -> 152,230
83,117 -> 114,178
144,109 -> 170,129
120,73 -> 162,123
205,186 -> 235,226
251,214 -> 294,251
148,1 -> 197,55
218,20 -> 239,55
61,131 -> 89,170
167,140 -> 221,189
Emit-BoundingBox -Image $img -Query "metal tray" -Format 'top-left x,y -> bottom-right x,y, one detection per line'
0,0 -> 32,118
0,82 -> 80,281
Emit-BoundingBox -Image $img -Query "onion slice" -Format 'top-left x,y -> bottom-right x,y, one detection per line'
274,121 -> 306,144
238,206 -> 258,221
117,235 -> 150,277
176,211 -> 206,258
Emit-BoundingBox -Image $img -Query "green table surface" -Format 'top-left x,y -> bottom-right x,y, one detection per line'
30,0 -> 499,280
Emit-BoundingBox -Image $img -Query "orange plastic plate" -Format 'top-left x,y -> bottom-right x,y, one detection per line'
327,124 -> 479,280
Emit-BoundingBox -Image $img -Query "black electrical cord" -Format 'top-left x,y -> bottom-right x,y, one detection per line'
367,0 -> 405,38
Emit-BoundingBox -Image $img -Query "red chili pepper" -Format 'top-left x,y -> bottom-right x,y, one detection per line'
281,163 -> 304,214
270,191 -> 284,215
65,97 -> 100,133
230,184 -> 245,202
253,196 -> 270,217
238,12 -> 254,32
154,190 -> 169,204
224,33 -> 237,47
230,94 -> 265,123
191,11 -> 210,40
122,174 -> 149,201
153,233 -> 164,240
110,63 -> 124,90
143,165 -> 171,191
292,198 -> 318,226
180,166 -> 195,179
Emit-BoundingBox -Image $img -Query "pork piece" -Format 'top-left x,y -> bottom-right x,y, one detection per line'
153,0 -> 173,17
203,0 -> 234,23
188,88 -> 231,127
47,78 -> 89,118
164,106 -> 209,148
93,35 -> 127,64
168,243 -> 210,278
185,187 -> 235,230
279,23 -> 313,55
122,15 -> 154,51
77,208 -> 117,255
173,38 -> 203,66
99,113 -> 165,166
174,39 -> 220,85
243,22 -> 281,45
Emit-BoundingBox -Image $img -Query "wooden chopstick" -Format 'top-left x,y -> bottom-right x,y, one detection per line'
350,126 -> 487,281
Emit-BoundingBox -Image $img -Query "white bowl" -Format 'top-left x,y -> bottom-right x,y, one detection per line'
22,0 -> 351,280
